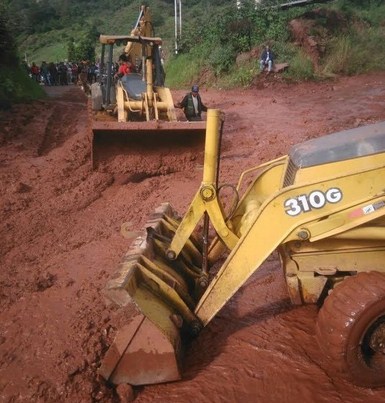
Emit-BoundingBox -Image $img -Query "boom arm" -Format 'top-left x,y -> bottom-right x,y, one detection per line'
100,110 -> 385,386
195,168 -> 385,324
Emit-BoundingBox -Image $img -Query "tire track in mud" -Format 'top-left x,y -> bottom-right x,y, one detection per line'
37,101 -> 82,156
3,76 -> 385,403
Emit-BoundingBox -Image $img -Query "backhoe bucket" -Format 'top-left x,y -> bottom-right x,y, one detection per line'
99,110 -> 225,386
100,202 -> 203,385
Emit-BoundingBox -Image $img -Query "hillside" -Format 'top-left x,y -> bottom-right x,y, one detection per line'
6,0 -> 212,63
3,0 -> 385,87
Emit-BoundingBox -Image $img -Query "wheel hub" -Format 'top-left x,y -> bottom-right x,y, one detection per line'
368,319 -> 385,354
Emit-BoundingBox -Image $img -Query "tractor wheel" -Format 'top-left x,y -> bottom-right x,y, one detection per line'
316,271 -> 385,387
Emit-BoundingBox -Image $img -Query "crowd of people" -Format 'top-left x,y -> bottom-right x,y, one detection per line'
26,43 -> 275,89
25,60 -> 99,86
25,46 -> 271,121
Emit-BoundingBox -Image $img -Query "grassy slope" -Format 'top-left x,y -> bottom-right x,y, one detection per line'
0,64 -> 46,108
18,1 -> 178,65
4,0 -> 385,107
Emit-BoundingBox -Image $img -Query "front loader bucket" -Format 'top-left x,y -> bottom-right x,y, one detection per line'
91,120 -> 206,169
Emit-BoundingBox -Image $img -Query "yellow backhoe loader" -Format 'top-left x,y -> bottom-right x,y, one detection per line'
100,109 -> 385,389
90,5 -> 205,168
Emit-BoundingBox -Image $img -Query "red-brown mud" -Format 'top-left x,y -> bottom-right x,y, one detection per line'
1,72 -> 385,402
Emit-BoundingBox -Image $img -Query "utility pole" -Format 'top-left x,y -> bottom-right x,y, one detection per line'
174,0 -> 182,54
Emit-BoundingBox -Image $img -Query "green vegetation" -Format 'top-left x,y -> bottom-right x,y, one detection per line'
165,52 -> 203,89
0,64 -> 45,108
164,0 -> 385,87
0,4 -> 45,108
321,27 -> 385,76
0,0 -> 384,108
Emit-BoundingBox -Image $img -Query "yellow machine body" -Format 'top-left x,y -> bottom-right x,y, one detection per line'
100,109 -> 385,385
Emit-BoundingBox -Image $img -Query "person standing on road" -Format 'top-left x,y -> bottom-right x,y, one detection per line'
58,62 -> 68,85
30,62 -> 40,82
40,61 -> 51,86
259,45 -> 274,73
48,62 -> 58,85
175,84 -> 208,121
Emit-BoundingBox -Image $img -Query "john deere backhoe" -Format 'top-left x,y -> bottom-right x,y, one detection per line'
99,109 -> 385,389
89,5 -> 205,168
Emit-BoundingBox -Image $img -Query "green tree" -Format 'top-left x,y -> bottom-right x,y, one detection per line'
66,26 -> 99,61
0,3 -> 18,65
76,37 -> 95,62
67,38 -> 76,61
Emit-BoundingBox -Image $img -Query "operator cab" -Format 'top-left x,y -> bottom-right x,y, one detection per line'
290,120 -> 385,168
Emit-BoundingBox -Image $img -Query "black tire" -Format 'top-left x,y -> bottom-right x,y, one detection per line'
316,271 -> 385,387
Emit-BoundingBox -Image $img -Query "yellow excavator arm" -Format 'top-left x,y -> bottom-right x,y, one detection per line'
100,110 -> 385,386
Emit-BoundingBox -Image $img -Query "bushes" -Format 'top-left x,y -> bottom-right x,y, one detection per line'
207,43 -> 236,76
321,35 -> 352,75
0,8 -> 44,109
164,52 -> 203,88
221,65 -> 257,88
0,65 -> 45,109
4,0 -> 385,92
285,49 -> 314,80
321,28 -> 385,76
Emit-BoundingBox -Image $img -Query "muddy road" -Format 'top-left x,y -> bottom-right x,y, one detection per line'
1,72 -> 385,402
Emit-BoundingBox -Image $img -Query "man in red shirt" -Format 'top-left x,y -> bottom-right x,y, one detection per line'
115,54 -> 133,78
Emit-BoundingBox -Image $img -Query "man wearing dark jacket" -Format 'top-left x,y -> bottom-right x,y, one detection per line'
260,45 -> 274,73
176,84 -> 208,121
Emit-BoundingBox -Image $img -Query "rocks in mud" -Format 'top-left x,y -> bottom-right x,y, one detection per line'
33,272 -> 57,292
13,181 -> 32,193
116,383 -> 135,402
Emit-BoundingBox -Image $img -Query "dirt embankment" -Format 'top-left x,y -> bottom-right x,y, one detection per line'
1,72 -> 385,402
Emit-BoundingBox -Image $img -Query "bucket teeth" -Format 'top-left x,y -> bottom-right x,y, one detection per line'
104,202 -> 204,306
